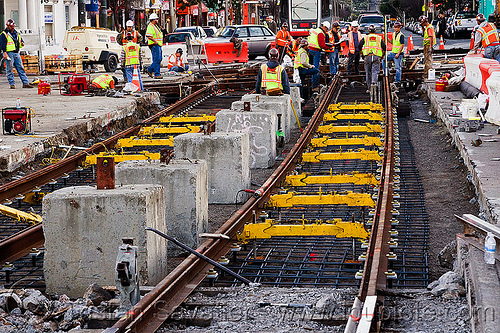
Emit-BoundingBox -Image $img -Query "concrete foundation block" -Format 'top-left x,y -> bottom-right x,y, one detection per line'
174,132 -> 250,203
216,109 -> 277,168
115,159 -> 208,256
43,185 -> 166,298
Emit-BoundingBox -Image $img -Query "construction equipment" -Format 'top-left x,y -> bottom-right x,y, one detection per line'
116,136 -> 174,148
237,218 -> 370,243
310,135 -> 383,147
158,114 -> 216,124
328,102 -> 384,112
0,204 -> 42,225
138,124 -> 201,136
323,111 -> 384,122
284,172 -> 378,187
266,191 -> 375,208
84,151 -> 160,166
2,107 -> 33,135
115,238 -> 140,318
302,149 -> 383,162
317,123 -> 384,134
59,73 -> 90,96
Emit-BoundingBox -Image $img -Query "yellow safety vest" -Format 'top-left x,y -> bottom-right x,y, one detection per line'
423,24 -> 436,46
146,23 -> 163,46
123,42 -> 140,66
2,31 -> 18,52
362,34 -> 383,57
294,48 -> 308,69
307,28 -> 322,49
260,64 -> 283,91
92,74 -> 114,89
391,31 -> 403,54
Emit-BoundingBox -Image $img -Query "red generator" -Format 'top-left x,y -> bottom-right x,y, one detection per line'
2,107 -> 32,135
58,73 -> 90,96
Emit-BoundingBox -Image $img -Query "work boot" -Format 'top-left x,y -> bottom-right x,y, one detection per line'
145,69 -> 154,78
10,85 -> 15,89
23,83 -> 34,88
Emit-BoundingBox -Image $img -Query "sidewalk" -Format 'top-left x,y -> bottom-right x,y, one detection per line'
426,81 -> 500,224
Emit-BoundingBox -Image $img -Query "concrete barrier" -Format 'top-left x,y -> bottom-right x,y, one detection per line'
464,54 -> 497,90
485,71 -> 500,125
479,63 -> 500,94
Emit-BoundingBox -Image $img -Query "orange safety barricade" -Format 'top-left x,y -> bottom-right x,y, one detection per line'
204,42 -> 249,64
479,62 -> 500,94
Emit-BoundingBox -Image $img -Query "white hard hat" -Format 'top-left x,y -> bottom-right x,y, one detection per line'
269,15 -> 274,19
149,13 -> 159,20
126,20 -> 134,27
322,21 -> 331,29
351,21 -> 359,27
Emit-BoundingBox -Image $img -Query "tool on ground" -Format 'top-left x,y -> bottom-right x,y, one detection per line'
115,237 -> 140,318
290,99 -> 303,132
59,73 -> 90,96
0,204 -> 42,225
2,107 -> 34,135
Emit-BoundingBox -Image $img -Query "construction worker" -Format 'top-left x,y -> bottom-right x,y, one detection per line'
383,21 -> 405,83
347,21 -> 362,75
91,74 -> 118,90
0,19 -> 33,89
471,13 -> 500,62
117,20 -> 143,46
145,13 -> 163,79
267,16 -> 277,34
276,22 -> 292,63
308,21 -> 332,91
121,33 -> 142,90
167,48 -> 189,72
359,25 -> 386,93
326,21 -> 342,75
294,39 -> 319,98
255,48 -> 290,96
285,37 -> 300,60
419,15 -> 436,76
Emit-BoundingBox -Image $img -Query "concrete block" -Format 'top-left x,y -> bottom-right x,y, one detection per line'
238,94 -> 292,142
115,159 -> 208,256
216,109 -> 277,168
43,185 -> 166,298
485,72 -> 500,126
174,132 -> 250,203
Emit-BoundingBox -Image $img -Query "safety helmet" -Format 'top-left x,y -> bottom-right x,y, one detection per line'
322,21 -> 331,29
149,13 -> 159,21
419,15 -> 428,24
394,21 -> 402,27
368,25 -> 376,33
476,13 -> 486,22
126,20 -> 134,27
176,48 -> 183,54
332,21 -> 340,28
351,21 -> 359,28
6,19 -> 15,27
269,15 -> 274,20
299,39 -> 308,47
269,48 -> 279,59
282,22 -> 288,28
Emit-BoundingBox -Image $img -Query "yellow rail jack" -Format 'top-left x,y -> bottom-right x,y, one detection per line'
138,124 -> 200,136
302,149 -> 382,162
116,136 -> 174,148
266,191 -> 375,208
284,172 -> 378,186
0,204 -> 42,225
310,135 -> 383,148
328,102 -> 384,112
158,114 -> 216,123
323,111 -> 384,122
84,151 -> 160,166
317,123 -> 384,134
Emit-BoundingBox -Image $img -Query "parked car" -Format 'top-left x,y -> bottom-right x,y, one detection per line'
142,32 -> 205,67
174,26 -> 207,39
202,26 -> 218,37
206,25 -> 276,59
63,27 -> 121,72
449,11 -> 477,38
358,14 -> 385,34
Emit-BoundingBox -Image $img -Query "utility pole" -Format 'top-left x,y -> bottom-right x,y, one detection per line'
170,0 -> 176,31
225,0 -> 229,25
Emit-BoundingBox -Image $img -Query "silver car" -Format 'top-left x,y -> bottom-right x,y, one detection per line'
206,25 -> 276,59
358,14 -> 385,34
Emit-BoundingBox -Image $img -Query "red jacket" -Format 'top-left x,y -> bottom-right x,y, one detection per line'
309,30 -> 330,51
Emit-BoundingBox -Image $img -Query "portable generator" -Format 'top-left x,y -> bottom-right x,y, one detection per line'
58,73 -> 90,96
2,107 -> 32,135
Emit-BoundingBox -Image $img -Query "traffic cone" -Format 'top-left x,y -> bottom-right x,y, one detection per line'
406,34 -> 414,55
439,36 -> 445,50
469,32 -> 475,50
132,64 -> 142,91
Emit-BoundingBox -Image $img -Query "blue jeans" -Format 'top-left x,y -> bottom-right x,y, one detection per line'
309,49 -> 321,88
484,45 -> 500,62
382,52 -> 403,82
5,52 -> 29,86
124,65 -> 143,89
328,49 -> 339,75
169,65 -> 189,72
147,44 -> 162,77
298,67 -> 320,97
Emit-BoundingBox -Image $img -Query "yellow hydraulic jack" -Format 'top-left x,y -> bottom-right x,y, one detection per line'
158,114 -> 216,123
84,151 -> 160,166
284,172 -> 378,187
317,123 -> 384,134
301,149 -> 383,162
266,191 -> 375,208
138,124 -> 200,136
328,102 -> 384,112
237,218 -> 370,243
310,135 -> 383,148
0,204 -> 42,225
116,136 -> 174,148
323,111 -> 384,122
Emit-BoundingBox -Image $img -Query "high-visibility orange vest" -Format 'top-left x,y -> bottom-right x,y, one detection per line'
122,30 -> 138,43
478,23 -> 500,48
260,64 -> 283,91
325,31 -> 340,52
276,29 -> 291,47
348,31 -> 362,54
167,54 -> 185,69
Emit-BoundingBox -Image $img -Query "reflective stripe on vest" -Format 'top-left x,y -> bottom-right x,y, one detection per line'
362,34 -> 383,57
307,28 -> 322,49
276,29 -> 291,46
423,24 -> 436,46
146,23 -> 163,46
2,31 -> 17,52
325,31 -> 339,52
122,30 -> 138,43
261,64 -> 283,91
478,23 -> 500,48
348,31 -> 362,54
124,42 -> 140,66
391,31 -> 403,54
167,54 -> 185,69
294,48 -> 308,69
92,74 -> 113,89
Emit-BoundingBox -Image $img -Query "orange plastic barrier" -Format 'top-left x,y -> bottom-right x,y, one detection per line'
479,62 -> 500,94
204,42 -> 249,64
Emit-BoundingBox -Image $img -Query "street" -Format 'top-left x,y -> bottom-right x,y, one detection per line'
402,28 -> 471,50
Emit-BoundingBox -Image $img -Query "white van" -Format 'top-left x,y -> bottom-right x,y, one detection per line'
63,27 -> 122,72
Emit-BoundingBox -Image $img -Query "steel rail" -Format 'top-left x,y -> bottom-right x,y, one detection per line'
111,76 -> 342,333
0,82 -> 217,266
345,76 -> 395,333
